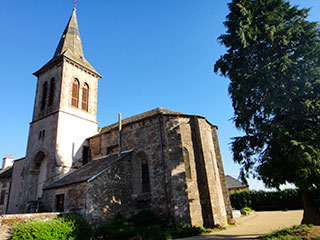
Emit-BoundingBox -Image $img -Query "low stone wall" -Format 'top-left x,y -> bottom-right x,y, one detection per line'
0,212 -> 61,225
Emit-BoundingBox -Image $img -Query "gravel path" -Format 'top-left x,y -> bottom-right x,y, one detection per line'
176,210 -> 303,240
0,225 -> 10,240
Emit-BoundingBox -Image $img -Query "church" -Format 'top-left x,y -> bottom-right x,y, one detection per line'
1,7 -> 233,227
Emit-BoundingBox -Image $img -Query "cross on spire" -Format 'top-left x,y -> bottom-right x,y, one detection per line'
74,0 -> 78,10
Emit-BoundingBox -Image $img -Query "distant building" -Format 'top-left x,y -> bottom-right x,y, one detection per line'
0,155 -> 14,214
5,6 -> 234,227
225,175 -> 249,193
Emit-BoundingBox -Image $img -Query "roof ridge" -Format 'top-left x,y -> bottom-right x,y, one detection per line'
99,107 -> 191,134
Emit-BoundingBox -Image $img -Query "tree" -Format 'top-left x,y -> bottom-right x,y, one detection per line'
214,0 -> 320,224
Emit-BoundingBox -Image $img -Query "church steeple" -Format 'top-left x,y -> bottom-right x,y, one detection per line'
54,8 -> 83,59
52,7 -> 100,76
23,4 -> 101,208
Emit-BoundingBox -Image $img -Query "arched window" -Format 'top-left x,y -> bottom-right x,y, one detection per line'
40,82 -> 48,111
71,79 -> 79,108
183,147 -> 191,180
137,152 -> 150,193
82,83 -> 89,111
141,162 -> 150,193
48,78 -> 55,107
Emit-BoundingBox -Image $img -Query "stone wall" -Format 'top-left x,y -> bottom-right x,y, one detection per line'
88,113 -> 231,227
86,156 -> 133,224
0,212 -> 61,224
197,118 -> 227,227
90,117 -> 170,220
7,159 -> 25,214
43,182 -> 87,215
162,116 -> 192,225
0,178 -> 11,214
178,117 -> 203,226
211,127 -> 233,224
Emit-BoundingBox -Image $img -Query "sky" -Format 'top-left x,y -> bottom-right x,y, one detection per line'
1,0 -> 320,190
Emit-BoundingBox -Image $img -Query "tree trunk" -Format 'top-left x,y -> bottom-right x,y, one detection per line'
300,187 -> 320,225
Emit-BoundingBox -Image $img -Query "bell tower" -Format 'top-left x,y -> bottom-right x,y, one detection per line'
22,7 -> 102,209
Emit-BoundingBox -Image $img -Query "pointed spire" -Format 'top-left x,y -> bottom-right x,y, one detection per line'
54,8 -> 83,58
53,7 -> 100,76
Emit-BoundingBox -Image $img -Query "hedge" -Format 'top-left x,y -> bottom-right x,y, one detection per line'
229,189 -> 303,210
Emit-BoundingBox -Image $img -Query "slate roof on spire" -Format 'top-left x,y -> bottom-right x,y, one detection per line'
50,8 -> 100,76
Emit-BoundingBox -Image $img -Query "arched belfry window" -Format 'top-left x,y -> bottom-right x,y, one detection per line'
40,82 -> 48,111
48,78 -> 55,107
183,147 -> 191,180
82,83 -> 89,111
71,79 -> 79,108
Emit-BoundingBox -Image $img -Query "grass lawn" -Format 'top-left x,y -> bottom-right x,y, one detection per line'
260,225 -> 320,240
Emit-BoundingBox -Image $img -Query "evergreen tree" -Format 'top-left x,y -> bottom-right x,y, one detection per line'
215,0 -> 320,224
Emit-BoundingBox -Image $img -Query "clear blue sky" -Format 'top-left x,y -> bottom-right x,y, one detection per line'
1,0 -> 319,190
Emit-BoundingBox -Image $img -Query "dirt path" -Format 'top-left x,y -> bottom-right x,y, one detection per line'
176,210 -> 303,240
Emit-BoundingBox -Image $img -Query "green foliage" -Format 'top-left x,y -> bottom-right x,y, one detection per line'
170,225 -> 202,238
214,0 -> 320,190
260,225 -> 313,240
95,214 -> 137,240
9,211 -> 211,240
9,215 -> 91,240
168,224 -> 207,239
130,209 -> 164,227
10,218 -> 75,240
94,210 -> 210,240
61,214 -> 93,240
242,207 -> 254,212
230,189 -> 302,210
136,225 -> 170,240
214,0 -> 320,223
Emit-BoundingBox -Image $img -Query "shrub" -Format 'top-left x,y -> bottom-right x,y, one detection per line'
168,224 -> 204,239
229,189 -> 304,210
61,214 -> 93,240
242,207 -> 254,212
94,210 -> 210,240
95,214 -> 137,240
137,225 -> 170,240
10,214 -> 91,240
10,218 -> 75,240
130,209 -> 164,227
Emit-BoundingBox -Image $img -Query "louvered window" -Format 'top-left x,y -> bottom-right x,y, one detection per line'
82,83 -> 89,111
71,79 -> 79,108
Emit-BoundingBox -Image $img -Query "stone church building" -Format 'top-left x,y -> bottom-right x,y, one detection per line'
3,7 -> 233,227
